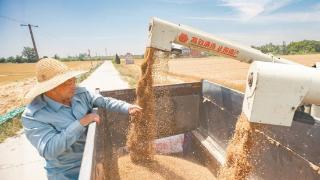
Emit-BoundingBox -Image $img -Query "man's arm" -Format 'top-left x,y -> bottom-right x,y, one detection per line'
21,113 -> 95,160
87,90 -> 131,114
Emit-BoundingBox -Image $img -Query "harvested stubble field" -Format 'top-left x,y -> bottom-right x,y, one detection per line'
167,54 -> 320,92
118,54 -> 320,92
0,61 -> 100,115
0,61 -> 98,85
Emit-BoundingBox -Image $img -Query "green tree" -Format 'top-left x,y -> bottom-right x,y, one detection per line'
282,41 -> 288,55
15,55 -> 24,63
0,57 -> 6,63
7,56 -> 15,63
78,53 -> 86,61
22,47 -> 37,63
253,40 -> 320,55
53,54 -> 60,59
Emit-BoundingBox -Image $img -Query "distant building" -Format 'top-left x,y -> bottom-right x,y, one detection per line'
125,53 -> 134,64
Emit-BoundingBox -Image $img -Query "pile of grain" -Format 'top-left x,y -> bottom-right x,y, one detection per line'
127,48 -> 157,163
118,155 -> 215,180
218,113 -> 260,180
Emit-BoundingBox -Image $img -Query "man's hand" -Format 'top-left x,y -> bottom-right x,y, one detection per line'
80,113 -> 100,126
129,105 -> 143,116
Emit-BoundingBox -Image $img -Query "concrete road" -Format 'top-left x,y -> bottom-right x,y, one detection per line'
0,130 -> 46,180
0,61 -> 128,180
81,61 -> 129,91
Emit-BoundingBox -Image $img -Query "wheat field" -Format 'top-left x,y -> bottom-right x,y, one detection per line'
0,61 -> 99,85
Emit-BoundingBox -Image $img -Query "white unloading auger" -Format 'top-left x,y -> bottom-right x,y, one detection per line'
147,17 -> 298,65
147,17 -> 320,126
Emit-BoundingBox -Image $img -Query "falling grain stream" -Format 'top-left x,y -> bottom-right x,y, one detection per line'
127,47 -> 157,162
121,48 -> 214,179
218,113 -> 261,180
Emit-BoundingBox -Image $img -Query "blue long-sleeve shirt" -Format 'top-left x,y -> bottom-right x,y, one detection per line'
21,86 -> 131,180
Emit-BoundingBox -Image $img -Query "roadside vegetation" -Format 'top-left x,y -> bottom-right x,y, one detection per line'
112,59 -> 141,88
0,117 -> 22,143
76,61 -> 104,83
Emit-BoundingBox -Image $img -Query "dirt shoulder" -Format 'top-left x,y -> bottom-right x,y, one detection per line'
0,78 -> 36,115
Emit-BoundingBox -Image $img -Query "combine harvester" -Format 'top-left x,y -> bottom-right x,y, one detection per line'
79,18 -> 320,179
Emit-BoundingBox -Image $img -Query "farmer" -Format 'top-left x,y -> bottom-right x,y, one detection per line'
22,58 -> 142,180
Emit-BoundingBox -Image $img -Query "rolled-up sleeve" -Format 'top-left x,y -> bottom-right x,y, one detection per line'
87,90 -> 131,114
22,114 -> 86,160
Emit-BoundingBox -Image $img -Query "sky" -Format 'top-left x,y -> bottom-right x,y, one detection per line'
0,0 -> 319,58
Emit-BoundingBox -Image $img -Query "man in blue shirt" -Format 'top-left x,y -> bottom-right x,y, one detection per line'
22,58 -> 142,180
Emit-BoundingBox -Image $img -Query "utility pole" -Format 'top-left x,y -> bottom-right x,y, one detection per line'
88,49 -> 93,68
21,24 -> 39,60
88,49 -> 91,57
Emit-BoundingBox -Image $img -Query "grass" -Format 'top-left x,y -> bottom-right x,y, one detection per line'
113,60 -> 141,88
0,116 -> 23,143
0,61 -> 104,143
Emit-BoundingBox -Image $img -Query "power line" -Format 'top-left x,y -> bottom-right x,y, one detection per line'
1,15 -> 61,42
0,15 -> 61,58
0,15 -> 41,59
0,15 -> 26,24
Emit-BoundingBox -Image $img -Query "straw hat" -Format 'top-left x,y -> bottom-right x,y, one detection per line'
25,58 -> 86,102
